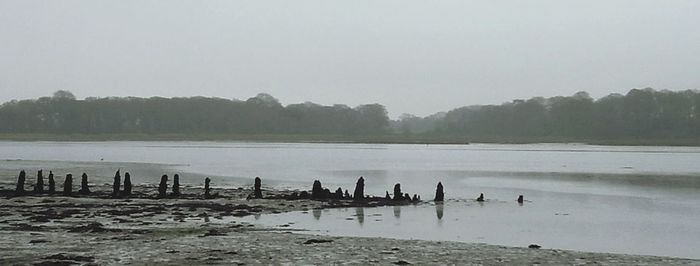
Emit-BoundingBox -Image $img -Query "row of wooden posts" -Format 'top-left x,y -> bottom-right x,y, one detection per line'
13,169 -> 518,203
13,169 -> 213,198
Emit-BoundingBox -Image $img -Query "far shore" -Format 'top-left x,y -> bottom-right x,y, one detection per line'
3,133 -> 700,146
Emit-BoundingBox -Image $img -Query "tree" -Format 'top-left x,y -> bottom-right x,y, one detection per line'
52,90 -> 76,100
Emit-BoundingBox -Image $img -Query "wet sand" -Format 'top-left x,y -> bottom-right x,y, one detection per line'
1,161 -> 698,265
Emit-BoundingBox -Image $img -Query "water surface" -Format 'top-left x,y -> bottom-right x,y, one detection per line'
1,141 -> 699,258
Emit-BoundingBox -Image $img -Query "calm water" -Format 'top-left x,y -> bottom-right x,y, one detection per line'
1,141 -> 700,258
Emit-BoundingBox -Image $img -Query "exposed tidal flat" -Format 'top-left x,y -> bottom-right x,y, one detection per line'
2,142 -> 700,265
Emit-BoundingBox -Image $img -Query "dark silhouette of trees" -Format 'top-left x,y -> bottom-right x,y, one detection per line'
395,88 -> 700,141
3,88 -> 700,142
0,91 -> 390,136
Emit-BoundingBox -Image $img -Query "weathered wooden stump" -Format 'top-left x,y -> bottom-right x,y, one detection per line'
15,170 -> 26,195
253,177 -> 263,199
434,182 -> 444,202
158,175 -> 168,198
63,174 -> 73,196
123,172 -> 132,196
79,173 -> 90,195
48,171 -> 55,194
112,170 -> 121,197
353,176 -> 365,201
393,183 -> 402,201
172,174 -> 181,197
34,170 -> 44,193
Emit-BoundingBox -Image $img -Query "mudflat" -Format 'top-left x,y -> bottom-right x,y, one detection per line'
1,184 -> 698,266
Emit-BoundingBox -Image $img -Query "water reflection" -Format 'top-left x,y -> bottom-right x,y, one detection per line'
312,208 -> 322,220
355,207 -> 364,225
435,203 -> 444,220
393,205 -> 401,219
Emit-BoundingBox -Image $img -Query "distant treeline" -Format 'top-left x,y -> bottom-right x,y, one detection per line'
395,88 -> 700,141
2,88 -> 700,142
0,91 -> 389,135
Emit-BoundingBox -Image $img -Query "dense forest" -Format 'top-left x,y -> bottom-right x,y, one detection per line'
2,88 -> 700,143
0,91 -> 389,135
395,88 -> 700,141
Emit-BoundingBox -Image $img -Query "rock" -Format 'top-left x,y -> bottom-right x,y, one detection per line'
385,191 -> 391,200
353,176 -> 365,201
434,182 -> 444,202
253,177 -> 263,198
68,222 -> 118,233
43,253 -> 95,262
299,191 -> 310,199
517,195 -> 524,204
303,239 -> 333,244
112,170 -> 121,197
412,194 -> 419,202
34,170 -> 44,193
78,173 -> 90,195
63,174 -> 73,196
394,260 -> 412,265
529,244 -> 541,249
393,184 -> 402,201
404,193 -> 411,201
344,189 -> 350,199
33,261 -> 77,266
48,171 -> 55,194
172,174 -> 181,197
123,172 -> 132,196
476,193 -> 484,202
158,175 -> 168,198
15,170 -> 26,194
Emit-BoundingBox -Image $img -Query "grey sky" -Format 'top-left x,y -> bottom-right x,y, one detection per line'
1,0 -> 699,117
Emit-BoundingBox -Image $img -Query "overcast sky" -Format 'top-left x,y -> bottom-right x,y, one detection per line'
1,1 -> 699,117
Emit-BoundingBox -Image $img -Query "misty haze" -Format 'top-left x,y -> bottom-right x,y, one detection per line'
1,1 -> 699,265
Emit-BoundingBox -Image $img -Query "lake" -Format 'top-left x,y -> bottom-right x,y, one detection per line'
1,141 -> 700,258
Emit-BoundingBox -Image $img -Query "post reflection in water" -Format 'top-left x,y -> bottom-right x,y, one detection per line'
312,208 -> 322,220
355,207 -> 364,225
435,203 -> 444,220
393,205 -> 401,219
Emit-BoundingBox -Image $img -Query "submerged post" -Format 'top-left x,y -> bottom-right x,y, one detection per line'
15,170 -> 26,195
172,174 -> 181,197
393,183 -> 402,201
434,182 -> 444,202
112,170 -> 121,197
48,171 -> 55,194
79,173 -> 90,195
63,174 -> 73,196
34,170 -> 44,193
352,176 -> 365,201
253,177 -> 263,199
123,172 -> 132,196
158,175 -> 168,198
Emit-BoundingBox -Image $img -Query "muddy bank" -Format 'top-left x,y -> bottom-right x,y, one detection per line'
0,160 -> 698,265
0,185 -> 697,265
